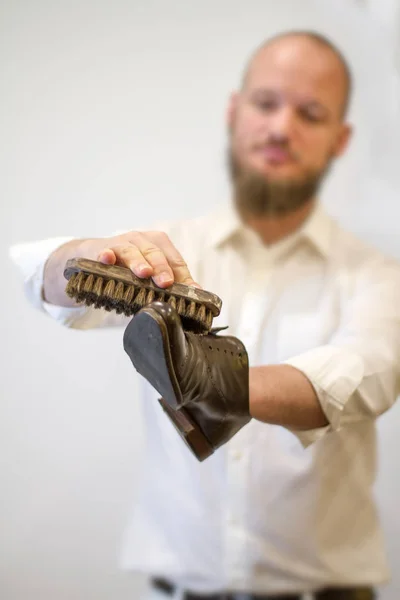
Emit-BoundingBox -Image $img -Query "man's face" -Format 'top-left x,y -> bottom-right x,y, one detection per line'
228,36 -> 352,216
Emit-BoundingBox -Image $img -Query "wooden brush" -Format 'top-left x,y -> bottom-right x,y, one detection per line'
63,258 -> 222,333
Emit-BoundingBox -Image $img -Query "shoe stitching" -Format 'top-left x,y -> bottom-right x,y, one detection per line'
198,336 -> 231,430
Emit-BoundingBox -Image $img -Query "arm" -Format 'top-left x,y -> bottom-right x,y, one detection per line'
43,232 -> 199,307
11,230 -> 199,327
248,257 -> 400,445
43,238 -> 104,307
249,364 -> 328,429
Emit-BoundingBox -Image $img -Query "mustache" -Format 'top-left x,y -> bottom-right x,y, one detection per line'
253,140 -> 301,162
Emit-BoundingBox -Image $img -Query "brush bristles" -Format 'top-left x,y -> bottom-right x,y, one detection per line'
66,272 -> 213,332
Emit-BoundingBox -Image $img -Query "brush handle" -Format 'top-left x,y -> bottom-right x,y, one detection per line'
64,258 -> 222,317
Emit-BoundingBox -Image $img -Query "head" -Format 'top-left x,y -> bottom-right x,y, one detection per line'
228,31 -> 353,219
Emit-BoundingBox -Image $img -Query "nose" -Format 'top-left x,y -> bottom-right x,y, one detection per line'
268,106 -> 297,143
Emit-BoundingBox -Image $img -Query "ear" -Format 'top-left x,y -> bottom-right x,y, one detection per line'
227,92 -> 239,130
333,123 -> 353,158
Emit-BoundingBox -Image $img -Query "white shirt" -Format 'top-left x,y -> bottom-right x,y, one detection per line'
9,202 -> 400,595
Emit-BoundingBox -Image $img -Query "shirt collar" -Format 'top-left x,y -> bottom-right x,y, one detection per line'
299,201 -> 333,258
207,203 -> 243,248
208,201 -> 333,259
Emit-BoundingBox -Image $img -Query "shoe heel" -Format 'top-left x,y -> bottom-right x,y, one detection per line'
158,398 -> 214,462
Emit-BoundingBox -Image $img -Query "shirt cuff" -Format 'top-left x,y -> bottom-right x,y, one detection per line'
9,236 -> 89,324
283,345 -> 365,447
10,236 -> 71,297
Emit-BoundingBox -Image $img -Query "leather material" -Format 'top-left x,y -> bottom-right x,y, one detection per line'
124,300 -> 250,452
151,577 -> 301,599
151,578 -> 375,600
146,300 -> 188,365
174,328 -> 250,450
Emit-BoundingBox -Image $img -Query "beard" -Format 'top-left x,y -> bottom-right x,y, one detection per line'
228,146 -> 333,218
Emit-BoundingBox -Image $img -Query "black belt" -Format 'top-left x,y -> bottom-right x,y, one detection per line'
151,578 -> 301,600
151,578 -> 375,600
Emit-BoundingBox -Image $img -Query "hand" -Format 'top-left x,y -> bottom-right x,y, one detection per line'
92,231 -> 200,289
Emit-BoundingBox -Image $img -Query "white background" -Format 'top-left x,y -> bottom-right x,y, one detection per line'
2,1 -> 400,598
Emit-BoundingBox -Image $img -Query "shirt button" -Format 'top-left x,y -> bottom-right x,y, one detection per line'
230,450 -> 243,461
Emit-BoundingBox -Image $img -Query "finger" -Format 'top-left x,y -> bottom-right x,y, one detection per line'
110,244 -> 154,278
145,232 -> 202,288
97,248 -> 117,265
169,257 -> 202,288
129,232 -> 174,287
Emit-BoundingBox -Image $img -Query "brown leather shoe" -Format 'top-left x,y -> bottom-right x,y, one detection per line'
123,301 -> 250,461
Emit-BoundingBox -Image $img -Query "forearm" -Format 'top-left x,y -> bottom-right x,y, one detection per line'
43,238 -> 102,307
249,364 -> 328,430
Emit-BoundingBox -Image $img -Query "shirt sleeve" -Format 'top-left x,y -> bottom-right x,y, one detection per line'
284,256 -> 400,448
8,218 -> 189,330
9,236 -> 130,329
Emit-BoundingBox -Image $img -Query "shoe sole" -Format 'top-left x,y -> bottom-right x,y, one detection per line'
127,308 -> 214,462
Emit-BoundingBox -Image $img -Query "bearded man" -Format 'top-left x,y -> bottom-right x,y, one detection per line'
12,30 -> 400,600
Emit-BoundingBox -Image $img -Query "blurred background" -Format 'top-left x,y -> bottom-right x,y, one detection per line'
2,0 -> 400,598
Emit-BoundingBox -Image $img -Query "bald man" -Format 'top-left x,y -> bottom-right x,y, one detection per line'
12,31 -> 400,600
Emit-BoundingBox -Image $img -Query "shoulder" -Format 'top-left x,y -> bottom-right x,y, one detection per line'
331,217 -> 399,268
151,205 -> 230,251
330,218 -> 400,289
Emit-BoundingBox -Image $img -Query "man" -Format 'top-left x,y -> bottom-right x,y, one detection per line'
11,30 -> 400,600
